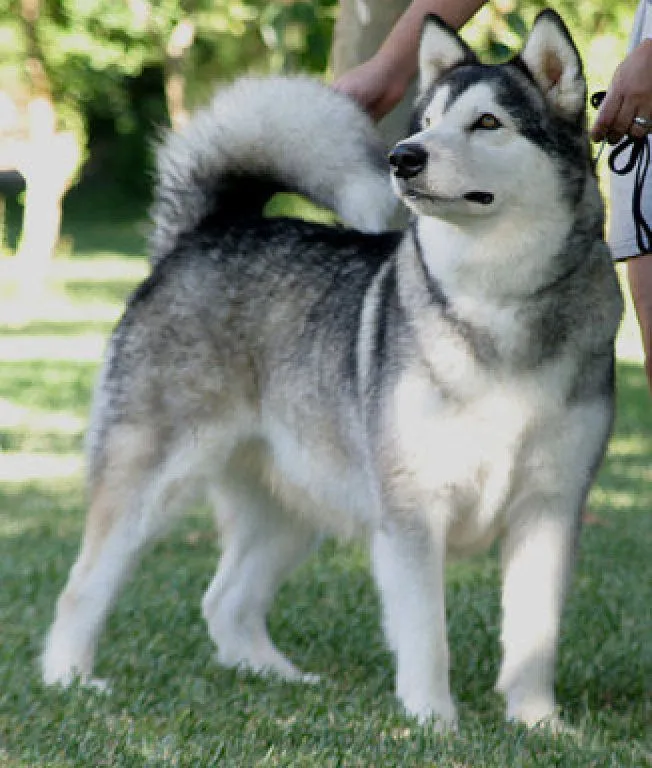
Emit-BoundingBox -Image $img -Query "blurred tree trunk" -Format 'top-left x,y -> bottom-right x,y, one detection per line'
11,0 -> 80,291
126,1 -> 195,131
13,101 -> 79,279
165,19 -> 195,131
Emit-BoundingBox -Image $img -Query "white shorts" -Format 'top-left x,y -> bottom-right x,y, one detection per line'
608,0 -> 652,261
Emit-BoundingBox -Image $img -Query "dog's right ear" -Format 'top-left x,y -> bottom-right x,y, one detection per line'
418,15 -> 478,95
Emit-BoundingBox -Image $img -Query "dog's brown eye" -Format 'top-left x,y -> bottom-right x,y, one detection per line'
473,113 -> 501,130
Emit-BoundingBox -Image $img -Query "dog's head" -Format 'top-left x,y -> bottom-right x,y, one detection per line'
390,10 -> 589,222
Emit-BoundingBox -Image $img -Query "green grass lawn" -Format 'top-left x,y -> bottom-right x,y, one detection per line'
0,186 -> 650,767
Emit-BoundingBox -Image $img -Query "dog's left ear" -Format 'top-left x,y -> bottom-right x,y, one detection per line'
519,10 -> 586,121
418,14 -> 478,95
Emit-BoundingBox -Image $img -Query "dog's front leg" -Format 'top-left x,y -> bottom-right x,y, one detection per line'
497,501 -> 578,729
372,520 -> 457,730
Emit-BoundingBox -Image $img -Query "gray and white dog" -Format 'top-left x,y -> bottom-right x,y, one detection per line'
43,10 -> 623,730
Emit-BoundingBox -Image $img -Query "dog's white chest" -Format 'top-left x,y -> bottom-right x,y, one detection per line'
389,368 -> 545,552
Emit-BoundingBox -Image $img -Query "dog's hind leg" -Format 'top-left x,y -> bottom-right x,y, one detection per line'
202,475 -> 319,682
42,424 -> 185,688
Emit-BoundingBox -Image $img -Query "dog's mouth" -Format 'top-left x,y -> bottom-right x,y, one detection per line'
402,187 -> 495,206
463,190 -> 495,205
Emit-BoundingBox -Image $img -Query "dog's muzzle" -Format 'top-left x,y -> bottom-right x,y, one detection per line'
389,142 -> 495,206
389,143 -> 428,179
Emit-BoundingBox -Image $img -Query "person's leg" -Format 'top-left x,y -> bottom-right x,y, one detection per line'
607,0 -> 652,392
608,155 -> 652,392
627,254 -> 652,389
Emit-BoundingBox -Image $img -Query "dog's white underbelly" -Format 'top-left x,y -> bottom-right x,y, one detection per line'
261,400 -> 524,552
262,418 -> 378,538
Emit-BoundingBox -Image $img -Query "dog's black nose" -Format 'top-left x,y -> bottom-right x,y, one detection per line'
389,143 -> 428,179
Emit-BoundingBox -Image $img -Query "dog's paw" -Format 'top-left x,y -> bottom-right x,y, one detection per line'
84,677 -> 112,694
422,712 -> 459,734
298,671 -> 321,685
41,656 -> 79,689
42,665 -> 111,695
214,648 -> 319,685
402,695 -> 458,732
515,711 -> 575,736
506,696 -> 568,733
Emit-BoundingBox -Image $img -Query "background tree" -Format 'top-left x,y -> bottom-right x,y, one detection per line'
0,0 -> 336,272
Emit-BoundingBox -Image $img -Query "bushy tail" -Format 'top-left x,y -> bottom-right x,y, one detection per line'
150,75 -> 397,263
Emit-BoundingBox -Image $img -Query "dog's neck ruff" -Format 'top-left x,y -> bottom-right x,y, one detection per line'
407,220 -> 499,367
408,219 -> 449,310
411,196 -> 578,304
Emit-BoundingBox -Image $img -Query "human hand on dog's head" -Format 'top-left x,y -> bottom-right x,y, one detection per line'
591,39 -> 652,144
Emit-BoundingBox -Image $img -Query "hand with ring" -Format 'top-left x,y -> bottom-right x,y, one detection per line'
591,39 -> 652,144
633,115 -> 652,129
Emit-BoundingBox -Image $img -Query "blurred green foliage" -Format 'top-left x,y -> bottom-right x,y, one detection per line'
463,0 -> 633,66
0,0 -> 337,188
0,0 -> 635,192
0,0 -> 337,131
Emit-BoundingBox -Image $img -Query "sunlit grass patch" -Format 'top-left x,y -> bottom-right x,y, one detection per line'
0,397 -> 85,435
0,452 -> 83,484
609,433 -> 651,458
0,256 -> 149,284
0,256 -> 148,333
0,395 -> 85,456
0,333 -> 108,363
0,361 -> 97,415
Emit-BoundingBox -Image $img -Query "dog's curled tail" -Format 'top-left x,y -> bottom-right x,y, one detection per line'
150,75 -> 397,262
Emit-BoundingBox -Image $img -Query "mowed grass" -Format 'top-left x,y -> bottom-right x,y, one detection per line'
0,185 -> 651,767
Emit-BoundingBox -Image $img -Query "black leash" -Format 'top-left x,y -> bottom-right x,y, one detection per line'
592,90 -> 652,256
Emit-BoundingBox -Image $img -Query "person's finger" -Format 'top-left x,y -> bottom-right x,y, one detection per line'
610,99 -> 640,142
591,90 -> 623,142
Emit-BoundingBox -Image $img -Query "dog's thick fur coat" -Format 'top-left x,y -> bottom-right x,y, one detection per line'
43,10 -> 623,729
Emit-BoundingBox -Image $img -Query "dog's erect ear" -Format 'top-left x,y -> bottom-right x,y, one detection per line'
418,14 -> 478,95
519,9 -> 586,121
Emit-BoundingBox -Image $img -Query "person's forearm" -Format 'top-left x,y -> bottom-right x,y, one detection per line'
376,0 -> 487,80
